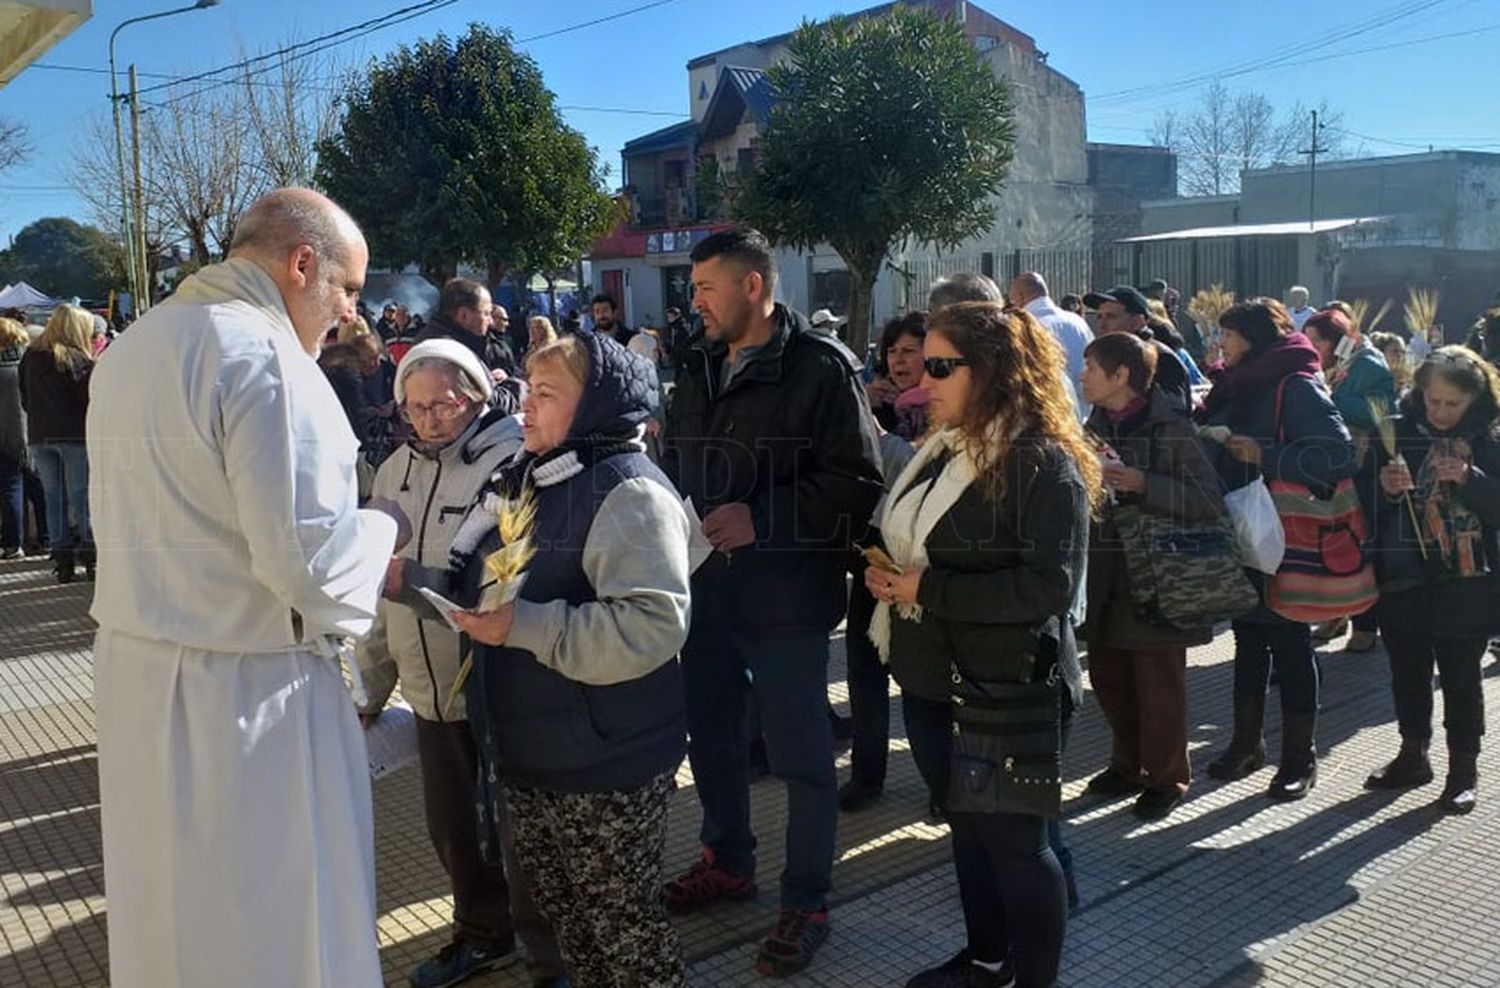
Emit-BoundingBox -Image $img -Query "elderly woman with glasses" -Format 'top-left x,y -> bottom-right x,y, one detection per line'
1358,345 -> 1500,815
359,337 -> 567,988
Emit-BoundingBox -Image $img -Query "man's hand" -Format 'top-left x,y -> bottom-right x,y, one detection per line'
866,376 -> 900,407
453,603 -> 516,646
490,368 -> 509,385
367,497 -> 412,552
703,503 -> 756,553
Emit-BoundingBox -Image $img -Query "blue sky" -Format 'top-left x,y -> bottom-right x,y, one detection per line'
2,0 -> 1499,244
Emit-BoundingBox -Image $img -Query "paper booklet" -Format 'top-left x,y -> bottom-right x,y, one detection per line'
364,702 -> 419,780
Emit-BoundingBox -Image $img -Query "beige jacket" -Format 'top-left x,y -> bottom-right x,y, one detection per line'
356,410 -> 523,721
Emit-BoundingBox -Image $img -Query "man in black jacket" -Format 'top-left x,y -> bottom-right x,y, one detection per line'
661,228 -> 883,977
1086,285 -> 1193,413
414,278 -> 520,412
589,292 -> 637,347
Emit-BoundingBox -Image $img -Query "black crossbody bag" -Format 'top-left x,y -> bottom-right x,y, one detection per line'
947,647 -> 1063,819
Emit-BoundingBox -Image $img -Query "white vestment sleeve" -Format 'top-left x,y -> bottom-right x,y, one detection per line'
218,344 -> 396,639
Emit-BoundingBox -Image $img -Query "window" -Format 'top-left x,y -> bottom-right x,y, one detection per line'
737,146 -> 757,176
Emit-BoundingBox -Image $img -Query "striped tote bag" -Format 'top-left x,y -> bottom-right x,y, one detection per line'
1265,374 -> 1378,622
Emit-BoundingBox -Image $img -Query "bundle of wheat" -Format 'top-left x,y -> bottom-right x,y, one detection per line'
1404,286 -> 1440,338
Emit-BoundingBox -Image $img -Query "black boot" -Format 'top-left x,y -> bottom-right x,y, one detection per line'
1268,710 -> 1318,802
1208,694 -> 1267,781
79,544 -> 96,582
1437,750 -> 1478,815
1364,739 -> 1433,790
53,548 -> 76,585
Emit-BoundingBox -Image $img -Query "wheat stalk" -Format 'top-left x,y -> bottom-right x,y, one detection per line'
1368,396 -> 1427,560
445,484 -> 539,717
1349,298 -> 1394,336
1187,284 -> 1235,327
1404,286 -> 1440,337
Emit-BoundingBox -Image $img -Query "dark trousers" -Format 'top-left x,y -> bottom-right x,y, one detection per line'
904,690 -> 1077,885
507,774 -> 684,988
681,625 -> 836,910
0,455 -> 21,551
1089,645 -> 1190,795
22,466 -> 46,548
1379,624 -> 1488,755
906,693 -> 1066,985
1233,620 -> 1319,713
414,716 -> 563,974
1352,606 -> 1379,634
845,577 -> 890,788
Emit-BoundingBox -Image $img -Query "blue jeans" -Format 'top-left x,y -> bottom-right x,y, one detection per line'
30,442 -> 90,552
681,625 -> 837,910
0,454 -> 22,551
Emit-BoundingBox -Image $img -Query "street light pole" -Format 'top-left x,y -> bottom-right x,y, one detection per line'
108,1 -> 221,318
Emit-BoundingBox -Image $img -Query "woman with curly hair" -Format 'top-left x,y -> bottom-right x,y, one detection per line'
1359,346 -> 1500,814
867,302 -> 1101,988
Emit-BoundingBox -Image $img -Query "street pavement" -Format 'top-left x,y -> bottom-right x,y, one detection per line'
1,553 -> 1497,987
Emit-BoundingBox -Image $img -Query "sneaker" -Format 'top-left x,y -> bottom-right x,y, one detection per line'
838,778 -> 883,812
754,906 -> 829,977
905,949 -> 1015,988
1085,767 -> 1144,797
0,548 -> 20,560
1310,617 -> 1349,643
1132,788 -> 1182,822
408,941 -> 516,988
663,851 -> 756,914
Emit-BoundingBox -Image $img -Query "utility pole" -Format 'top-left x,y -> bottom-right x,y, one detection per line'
1298,110 -> 1330,231
129,66 -> 151,314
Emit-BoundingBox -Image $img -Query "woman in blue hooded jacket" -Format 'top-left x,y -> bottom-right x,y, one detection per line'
450,331 -> 696,987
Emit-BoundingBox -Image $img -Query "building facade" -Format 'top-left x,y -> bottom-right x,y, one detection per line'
588,0 -> 1150,333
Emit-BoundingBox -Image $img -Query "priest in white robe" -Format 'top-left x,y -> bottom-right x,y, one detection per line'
88,188 -> 402,988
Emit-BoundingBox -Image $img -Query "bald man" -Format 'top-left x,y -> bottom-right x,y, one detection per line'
88,188 -> 402,987
1009,271 -> 1093,421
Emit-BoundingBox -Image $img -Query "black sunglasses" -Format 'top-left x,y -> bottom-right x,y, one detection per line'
923,356 -> 971,379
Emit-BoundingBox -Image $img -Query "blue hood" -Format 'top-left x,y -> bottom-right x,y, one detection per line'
568,330 -> 659,440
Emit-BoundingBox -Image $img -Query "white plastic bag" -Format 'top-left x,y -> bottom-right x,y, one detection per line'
1224,479 -> 1285,575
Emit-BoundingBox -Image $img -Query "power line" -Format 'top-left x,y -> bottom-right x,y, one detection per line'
134,0 -> 462,98
1091,0 -> 1449,106
515,0 -> 681,44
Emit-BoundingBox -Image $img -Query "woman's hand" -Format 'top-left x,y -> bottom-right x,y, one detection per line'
1102,463 -> 1146,494
1380,460 -> 1414,497
1430,455 -> 1470,486
864,564 -> 923,606
452,603 -> 516,646
382,556 -> 405,600
866,376 -> 900,407
1225,435 -> 1263,466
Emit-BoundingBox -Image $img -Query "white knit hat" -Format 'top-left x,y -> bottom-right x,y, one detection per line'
394,338 -> 494,404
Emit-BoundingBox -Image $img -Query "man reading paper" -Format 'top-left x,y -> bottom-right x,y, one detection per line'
88,188 -> 402,988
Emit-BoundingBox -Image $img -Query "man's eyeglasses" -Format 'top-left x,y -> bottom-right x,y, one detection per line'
400,398 -> 469,423
923,356 -> 971,379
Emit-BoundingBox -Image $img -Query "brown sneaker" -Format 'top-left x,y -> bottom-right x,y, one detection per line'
754,907 -> 829,977
662,851 -> 756,915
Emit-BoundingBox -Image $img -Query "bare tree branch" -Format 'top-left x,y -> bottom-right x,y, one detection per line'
0,116 -> 30,172
240,45 -> 350,188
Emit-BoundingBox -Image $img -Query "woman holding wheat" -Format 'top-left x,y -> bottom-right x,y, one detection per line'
1358,346 -> 1500,815
450,331 -> 696,987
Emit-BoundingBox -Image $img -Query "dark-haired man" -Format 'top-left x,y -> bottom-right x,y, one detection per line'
590,293 -> 637,347
416,278 -> 517,379
1085,285 -> 1193,413
661,227 -> 882,978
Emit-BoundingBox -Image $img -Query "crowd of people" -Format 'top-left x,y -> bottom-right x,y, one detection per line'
8,182 -> 1487,988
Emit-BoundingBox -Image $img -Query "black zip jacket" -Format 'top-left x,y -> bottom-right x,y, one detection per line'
663,305 -> 884,630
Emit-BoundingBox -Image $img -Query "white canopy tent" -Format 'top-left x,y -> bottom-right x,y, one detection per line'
0,280 -> 57,308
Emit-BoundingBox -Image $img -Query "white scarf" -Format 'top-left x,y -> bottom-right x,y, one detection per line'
868,427 -> 979,662
163,256 -> 300,344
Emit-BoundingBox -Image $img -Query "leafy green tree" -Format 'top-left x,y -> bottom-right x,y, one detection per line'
0,217 -> 125,299
315,24 -> 615,287
736,6 -> 1016,355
